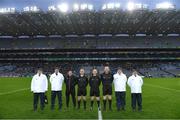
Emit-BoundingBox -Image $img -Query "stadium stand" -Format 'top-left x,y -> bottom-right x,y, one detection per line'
0,9 -> 179,78
0,36 -> 179,49
0,61 -> 179,77
0,10 -> 179,36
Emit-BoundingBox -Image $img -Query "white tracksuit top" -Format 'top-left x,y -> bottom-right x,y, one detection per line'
31,74 -> 48,93
127,75 -> 143,93
50,72 -> 64,91
113,73 -> 127,92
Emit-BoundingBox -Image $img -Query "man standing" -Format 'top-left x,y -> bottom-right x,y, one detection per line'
31,68 -> 48,111
89,68 -> 101,110
101,66 -> 113,111
77,68 -> 88,110
64,70 -> 77,109
49,67 -> 64,111
128,70 -> 143,111
113,67 -> 127,111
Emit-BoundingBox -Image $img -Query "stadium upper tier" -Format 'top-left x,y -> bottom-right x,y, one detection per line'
0,36 -> 179,49
0,10 -> 179,36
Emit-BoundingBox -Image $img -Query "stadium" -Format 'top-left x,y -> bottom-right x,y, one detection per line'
0,0 -> 179,119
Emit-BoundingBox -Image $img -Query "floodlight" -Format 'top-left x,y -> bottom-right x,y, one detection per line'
135,4 -> 142,9
0,8 -> 5,13
23,6 -> 39,12
114,3 -> 120,8
57,3 -> 68,12
0,8 -> 4,13
0,8 -> 15,13
23,7 -> 29,12
102,3 -> 121,10
32,6 -> 39,12
142,4 -> 148,9
80,4 -> 88,10
127,2 -> 147,10
107,3 -> 114,9
88,4 -> 93,10
48,5 -> 56,11
156,2 -> 175,9
127,2 -> 135,11
102,4 -> 106,10
73,4 -> 79,11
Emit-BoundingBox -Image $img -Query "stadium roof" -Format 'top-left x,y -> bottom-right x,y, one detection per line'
0,10 -> 179,37
0,0 -> 180,11
0,0 -> 179,37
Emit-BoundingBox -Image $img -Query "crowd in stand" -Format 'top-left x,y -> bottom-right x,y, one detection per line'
0,61 -> 179,77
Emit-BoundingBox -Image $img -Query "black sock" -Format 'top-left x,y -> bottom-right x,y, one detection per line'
34,106 -> 37,111
78,100 -> 81,109
73,100 -> 76,108
97,100 -> 100,108
109,100 -> 112,110
83,100 -> 86,110
66,99 -> 69,107
103,100 -> 106,110
91,101 -> 94,108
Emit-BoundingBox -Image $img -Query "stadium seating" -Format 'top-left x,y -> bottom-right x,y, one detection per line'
0,36 -> 179,49
0,61 -> 179,77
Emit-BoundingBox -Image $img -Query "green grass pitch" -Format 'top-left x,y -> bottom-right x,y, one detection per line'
0,77 -> 180,119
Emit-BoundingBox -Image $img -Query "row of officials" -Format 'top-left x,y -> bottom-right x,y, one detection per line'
31,66 -> 143,112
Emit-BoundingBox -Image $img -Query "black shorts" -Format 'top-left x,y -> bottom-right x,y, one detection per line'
77,88 -> 87,96
90,88 -> 100,97
103,85 -> 112,96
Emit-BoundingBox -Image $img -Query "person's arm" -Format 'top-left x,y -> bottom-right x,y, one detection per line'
89,77 -> 92,87
31,76 -> 35,92
124,75 -> 128,83
75,76 -> 78,85
127,77 -> 131,87
61,74 -> 65,83
113,74 -> 115,83
140,77 -> 143,86
86,77 -> 88,87
44,75 -> 48,92
111,74 -> 114,83
64,76 -> 67,84
49,74 -> 53,84
98,76 -> 101,86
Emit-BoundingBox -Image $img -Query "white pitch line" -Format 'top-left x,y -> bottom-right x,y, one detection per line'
98,108 -> 103,120
0,88 -> 29,96
145,83 -> 180,93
